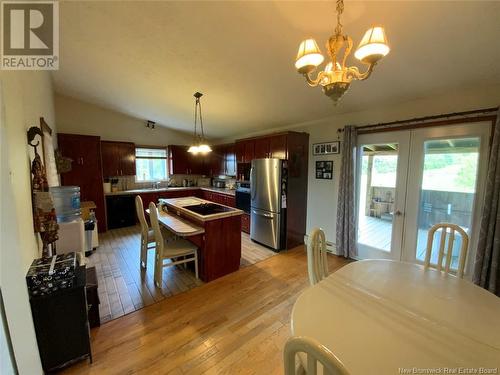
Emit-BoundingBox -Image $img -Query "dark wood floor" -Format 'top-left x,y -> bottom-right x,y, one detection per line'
86,226 -> 277,323
65,246 -> 350,375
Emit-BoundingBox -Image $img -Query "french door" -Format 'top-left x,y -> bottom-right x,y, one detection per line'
356,131 -> 410,260
355,121 -> 491,277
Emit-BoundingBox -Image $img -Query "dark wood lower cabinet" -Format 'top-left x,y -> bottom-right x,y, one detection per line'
241,213 -> 250,234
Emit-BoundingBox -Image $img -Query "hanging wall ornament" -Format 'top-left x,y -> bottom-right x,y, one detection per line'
28,126 -> 59,257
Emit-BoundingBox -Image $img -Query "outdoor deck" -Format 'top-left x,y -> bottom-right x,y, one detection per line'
358,215 -> 393,252
358,216 -> 463,267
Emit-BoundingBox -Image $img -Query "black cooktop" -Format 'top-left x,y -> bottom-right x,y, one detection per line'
183,203 -> 234,216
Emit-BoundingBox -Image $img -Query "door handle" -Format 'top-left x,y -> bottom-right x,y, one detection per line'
252,210 -> 273,219
250,167 -> 256,200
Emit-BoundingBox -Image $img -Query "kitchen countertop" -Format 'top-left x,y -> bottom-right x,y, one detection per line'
159,197 -> 243,222
146,208 -> 205,237
104,186 -> 236,197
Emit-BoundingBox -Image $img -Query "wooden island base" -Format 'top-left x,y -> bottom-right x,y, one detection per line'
158,197 -> 243,283
188,215 -> 242,282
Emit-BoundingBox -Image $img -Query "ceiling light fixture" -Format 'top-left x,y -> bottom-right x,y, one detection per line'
187,92 -> 212,155
295,0 -> 390,103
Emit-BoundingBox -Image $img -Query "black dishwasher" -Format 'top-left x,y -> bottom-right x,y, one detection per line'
106,195 -> 136,229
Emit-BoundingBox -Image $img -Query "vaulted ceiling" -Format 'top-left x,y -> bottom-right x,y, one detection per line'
53,1 -> 500,138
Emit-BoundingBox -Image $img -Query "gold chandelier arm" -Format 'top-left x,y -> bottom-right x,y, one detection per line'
303,71 -> 326,87
346,63 -> 376,81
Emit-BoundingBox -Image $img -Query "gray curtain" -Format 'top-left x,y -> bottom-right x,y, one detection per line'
473,109 -> 500,296
336,125 -> 358,258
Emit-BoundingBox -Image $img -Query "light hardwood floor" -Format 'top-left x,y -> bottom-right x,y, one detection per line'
65,246 -> 350,375
86,226 -> 277,323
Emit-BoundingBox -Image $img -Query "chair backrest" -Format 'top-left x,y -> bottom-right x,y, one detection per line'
284,336 -> 349,375
135,195 -> 149,235
307,228 -> 329,285
424,223 -> 469,278
148,202 -> 164,255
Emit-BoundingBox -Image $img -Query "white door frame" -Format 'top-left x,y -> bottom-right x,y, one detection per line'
355,131 -> 410,260
402,121 -> 491,279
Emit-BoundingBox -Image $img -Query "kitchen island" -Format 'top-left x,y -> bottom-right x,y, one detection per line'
159,197 -> 243,282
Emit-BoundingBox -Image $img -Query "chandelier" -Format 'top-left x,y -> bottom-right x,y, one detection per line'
187,92 -> 212,155
295,0 -> 390,103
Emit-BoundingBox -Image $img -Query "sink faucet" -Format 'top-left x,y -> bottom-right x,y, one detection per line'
152,181 -> 161,189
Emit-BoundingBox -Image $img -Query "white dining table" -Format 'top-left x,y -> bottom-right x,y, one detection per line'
291,260 -> 500,374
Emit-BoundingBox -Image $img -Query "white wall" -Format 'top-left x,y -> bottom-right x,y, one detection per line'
0,71 -> 56,375
221,84 -> 500,250
55,94 -> 194,146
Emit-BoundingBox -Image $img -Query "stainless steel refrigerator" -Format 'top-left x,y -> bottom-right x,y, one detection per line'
250,159 -> 286,250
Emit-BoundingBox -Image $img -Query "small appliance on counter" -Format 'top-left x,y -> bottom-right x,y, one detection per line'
212,177 -> 226,188
110,178 -> 119,192
103,180 -> 111,194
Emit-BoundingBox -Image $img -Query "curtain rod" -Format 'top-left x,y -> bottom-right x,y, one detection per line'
337,106 -> 498,133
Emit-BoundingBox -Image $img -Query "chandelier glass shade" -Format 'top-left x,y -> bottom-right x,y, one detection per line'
188,92 -> 212,155
295,0 -> 390,103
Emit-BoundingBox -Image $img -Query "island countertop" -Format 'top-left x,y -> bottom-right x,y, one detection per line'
159,197 -> 243,222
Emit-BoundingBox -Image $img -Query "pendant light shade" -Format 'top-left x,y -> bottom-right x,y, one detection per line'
295,38 -> 324,74
354,26 -> 390,64
187,145 -> 199,154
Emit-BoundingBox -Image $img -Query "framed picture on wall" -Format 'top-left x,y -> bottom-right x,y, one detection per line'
313,141 -> 340,155
316,161 -> 333,180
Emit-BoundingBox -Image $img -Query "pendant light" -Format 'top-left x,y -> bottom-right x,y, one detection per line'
295,0 -> 390,103
187,92 -> 212,155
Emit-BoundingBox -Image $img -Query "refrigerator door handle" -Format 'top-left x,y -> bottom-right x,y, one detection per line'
252,210 -> 273,219
250,167 -> 256,200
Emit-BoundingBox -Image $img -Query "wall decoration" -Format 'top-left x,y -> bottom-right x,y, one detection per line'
313,141 -> 340,155
316,161 -> 333,180
28,124 -> 59,257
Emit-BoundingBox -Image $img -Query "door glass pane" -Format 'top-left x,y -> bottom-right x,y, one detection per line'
357,144 -> 398,252
415,137 -> 480,268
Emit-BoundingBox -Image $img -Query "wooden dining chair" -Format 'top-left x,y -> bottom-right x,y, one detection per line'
307,228 -> 329,285
284,336 -> 350,375
136,195 -> 156,269
148,202 -> 199,288
424,223 -> 469,278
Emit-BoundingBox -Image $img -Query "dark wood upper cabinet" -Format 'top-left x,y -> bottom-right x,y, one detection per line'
188,151 -> 206,175
100,141 -> 120,178
269,134 -> 287,159
58,134 -> 106,232
225,144 -> 236,177
235,141 -> 245,163
121,142 -> 136,175
101,141 -> 136,177
243,140 -> 255,163
169,145 -> 209,175
169,145 -> 190,174
207,145 -> 224,176
254,138 -> 270,159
